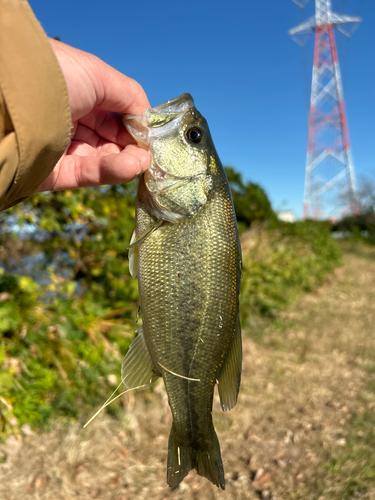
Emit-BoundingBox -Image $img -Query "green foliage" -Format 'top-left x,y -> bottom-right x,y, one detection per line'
321,405 -> 375,499
240,220 -> 342,324
333,211 -> 375,245
332,172 -> 375,245
225,166 -> 277,231
0,185 -> 139,436
0,169 -> 342,437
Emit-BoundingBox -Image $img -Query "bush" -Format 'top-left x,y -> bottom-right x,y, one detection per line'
333,212 -> 375,245
0,171 -> 342,437
240,220 -> 342,323
225,166 -> 277,231
0,185 -> 139,436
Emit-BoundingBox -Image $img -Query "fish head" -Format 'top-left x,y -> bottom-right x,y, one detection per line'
123,94 -> 217,222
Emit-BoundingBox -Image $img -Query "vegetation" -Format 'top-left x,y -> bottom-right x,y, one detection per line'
240,220 -> 341,328
333,172 -> 375,244
225,166 -> 277,231
1,241 -> 372,500
0,184 -> 139,434
0,169 -> 342,438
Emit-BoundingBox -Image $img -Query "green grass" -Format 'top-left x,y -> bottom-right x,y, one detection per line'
321,405 -> 375,499
240,221 -> 342,329
0,220 -> 342,439
252,241 -> 375,500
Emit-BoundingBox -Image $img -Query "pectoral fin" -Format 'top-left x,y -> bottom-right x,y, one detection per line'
128,231 -> 138,279
128,219 -> 163,250
128,220 -> 163,278
218,317 -> 242,411
121,326 -> 159,390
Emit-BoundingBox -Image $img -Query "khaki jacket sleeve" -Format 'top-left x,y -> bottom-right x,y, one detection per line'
0,0 -> 71,211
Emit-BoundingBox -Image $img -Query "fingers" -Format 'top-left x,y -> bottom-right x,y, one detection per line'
68,138 -> 122,155
74,121 -> 124,151
77,109 -> 134,148
44,38 -> 152,195
37,145 -> 151,192
49,38 -> 150,121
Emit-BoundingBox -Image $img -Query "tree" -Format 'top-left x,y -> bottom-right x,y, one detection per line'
333,172 -> 375,243
224,166 -> 276,229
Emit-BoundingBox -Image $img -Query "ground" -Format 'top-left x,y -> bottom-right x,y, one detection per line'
1,242 -> 375,500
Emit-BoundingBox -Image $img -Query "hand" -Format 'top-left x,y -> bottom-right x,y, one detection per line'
37,39 -> 151,192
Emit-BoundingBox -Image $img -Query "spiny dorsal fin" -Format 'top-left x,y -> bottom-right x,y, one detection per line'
121,326 -> 159,390
218,316 -> 242,411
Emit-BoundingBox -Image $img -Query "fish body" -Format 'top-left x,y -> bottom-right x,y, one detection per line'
121,94 -> 242,489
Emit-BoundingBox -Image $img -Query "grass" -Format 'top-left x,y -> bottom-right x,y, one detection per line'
253,241 -> 375,500
240,222 -> 342,331
1,241 -> 375,500
0,221 -> 341,439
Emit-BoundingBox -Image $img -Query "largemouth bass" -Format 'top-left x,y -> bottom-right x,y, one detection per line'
121,94 -> 242,489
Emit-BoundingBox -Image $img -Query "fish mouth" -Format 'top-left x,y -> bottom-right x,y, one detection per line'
123,93 -> 197,147
154,93 -> 194,112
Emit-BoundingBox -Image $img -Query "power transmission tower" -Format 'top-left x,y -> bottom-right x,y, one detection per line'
289,0 -> 361,220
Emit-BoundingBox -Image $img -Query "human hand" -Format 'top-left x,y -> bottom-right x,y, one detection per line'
37,38 -> 151,193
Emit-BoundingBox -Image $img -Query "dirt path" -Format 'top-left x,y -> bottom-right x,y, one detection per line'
1,243 -> 375,500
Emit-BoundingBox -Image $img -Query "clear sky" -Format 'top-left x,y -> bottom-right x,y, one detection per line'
30,0 -> 374,219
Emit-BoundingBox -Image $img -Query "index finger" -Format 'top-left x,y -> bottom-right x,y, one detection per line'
93,57 -> 151,115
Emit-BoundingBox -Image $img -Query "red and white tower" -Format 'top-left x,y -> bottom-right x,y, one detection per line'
289,0 -> 361,220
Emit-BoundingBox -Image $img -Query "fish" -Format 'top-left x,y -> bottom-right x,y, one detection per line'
121,94 -> 242,490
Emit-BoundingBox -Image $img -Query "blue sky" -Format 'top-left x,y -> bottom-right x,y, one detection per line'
30,0 -> 374,219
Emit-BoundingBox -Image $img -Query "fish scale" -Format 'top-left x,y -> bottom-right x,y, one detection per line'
122,94 -> 242,489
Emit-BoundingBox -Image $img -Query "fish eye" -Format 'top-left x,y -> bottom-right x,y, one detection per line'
186,127 -> 203,144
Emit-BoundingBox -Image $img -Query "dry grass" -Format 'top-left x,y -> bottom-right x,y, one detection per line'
1,242 -> 375,500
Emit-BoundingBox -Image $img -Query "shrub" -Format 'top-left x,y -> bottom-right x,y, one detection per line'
240,220 -> 342,323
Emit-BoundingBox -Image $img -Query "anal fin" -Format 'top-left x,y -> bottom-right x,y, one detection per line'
218,316 -> 242,411
121,326 -> 159,390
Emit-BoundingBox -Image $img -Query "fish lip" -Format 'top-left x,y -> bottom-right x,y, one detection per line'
122,94 -> 194,123
122,94 -> 196,144
154,93 -> 194,111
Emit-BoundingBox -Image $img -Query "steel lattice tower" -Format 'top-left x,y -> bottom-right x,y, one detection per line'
289,0 -> 361,220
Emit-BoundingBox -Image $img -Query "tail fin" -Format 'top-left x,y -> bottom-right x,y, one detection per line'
167,425 -> 225,490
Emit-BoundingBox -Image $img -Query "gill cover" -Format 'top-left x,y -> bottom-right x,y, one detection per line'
123,94 -> 213,223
